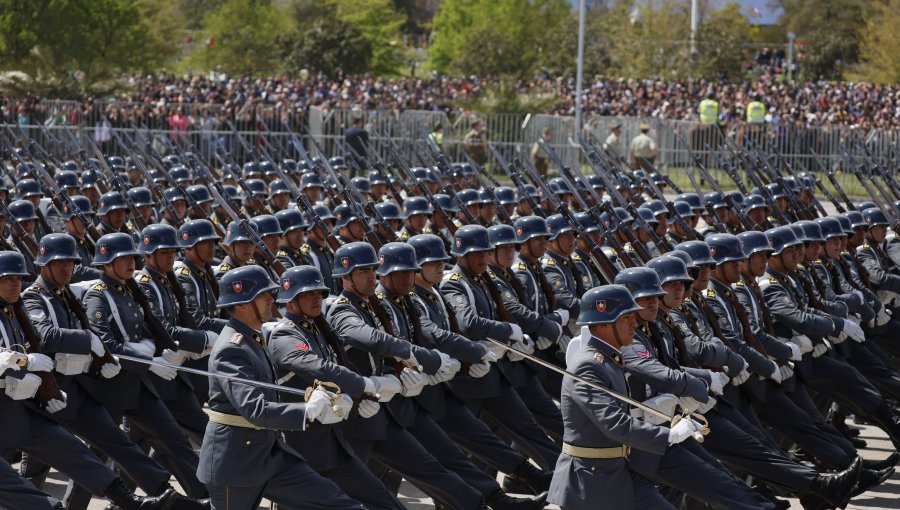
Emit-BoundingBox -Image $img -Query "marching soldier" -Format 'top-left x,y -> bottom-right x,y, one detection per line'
301,205 -> 338,294
96,191 -> 137,239
273,209 -> 311,269
248,215 -> 283,281
541,214 -> 584,337
175,220 -> 227,333
398,196 -> 433,240
213,221 -> 261,280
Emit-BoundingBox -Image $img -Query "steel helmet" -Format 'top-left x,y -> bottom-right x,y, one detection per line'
814,217 -> 845,240
127,187 -> 155,208
0,251 -> 29,278
488,224 -> 519,247
377,242 -> 421,276
450,225 -> 493,257
408,234 -> 451,265
765,226 -> 804,256
577,284 -> 643,325
737,231 -> 774,256
674,240 -> 716,266
277,266 -> 330,304
705,234 -> 747,264
139,224 -> 181,254
179,219 -> 220,248
514,216 -> 550,243
275,209 -> 308,234
332,242 -> 380,277
217,265 -> 279,309
647,255 -> 693,285
250,215 -> 284,238
614,267 -> 666,299
35,234 -> 81,267
92,233 -> 142,266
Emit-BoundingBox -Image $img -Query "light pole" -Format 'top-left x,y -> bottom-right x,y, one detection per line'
786,32 -> 795,82
575,0 -> 586,135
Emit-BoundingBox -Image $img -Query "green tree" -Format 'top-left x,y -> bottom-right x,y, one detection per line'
191,0 -> 289,75
330,0 -> 406,74
279,19 -> 372,75
780,0 -> 869,80
694,3 -> 753,79
855,0 -> 900,84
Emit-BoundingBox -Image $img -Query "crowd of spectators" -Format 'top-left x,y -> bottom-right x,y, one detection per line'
4,70 -> 900,132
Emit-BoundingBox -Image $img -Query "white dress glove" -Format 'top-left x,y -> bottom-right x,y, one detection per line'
149,357 -> 177,380
357,399 -> 380,418
776,364 -> 794,384
468,362 -> 491,378
399,368 -> 428,397
26,353 -> 54,372
706,370 -> 725,396
677,395 -> 700,414
192,331 -> 217,359
477,340 -> 507,360
668,418 -> 700,445
53,352 -> 92,375
507,335 -> 535,362
480,348 -> 499,364
45,390 -> 67,413
161,349 -> 190,366
370,375 -> 402,402
508,323 -> 524,343
100,357 -> 121,379
731,367 -> 751,386
428,353 -> 461,385
768,360 -> 783,383
696,396 -> 717,414
124,341 -> 154,358
0,350 -> 25,373
554,309 -> 570,325
792,335 -> 814,354
5,373 -> 42,400
876,307 -> 892,327
812,342 -> 829,358
631,393 -> 678,425
786,342 -> 802,362
315,393 -> 353,425
842,319 -> 865,343
89,333 -> 106,357
304,388 -> 331,424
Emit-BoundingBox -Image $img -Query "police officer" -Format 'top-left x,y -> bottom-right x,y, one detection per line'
325,242 -> 486,510
82,233 -> 208,498
198,265 -> 364,510
699,92 -> 719,125
746,94 -> 766,124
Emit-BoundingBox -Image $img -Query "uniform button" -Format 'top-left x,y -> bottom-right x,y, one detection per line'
133,313 -> 139,318
128,303 -> 133,307
245,440 -> 251,446
591,467 -> 596,472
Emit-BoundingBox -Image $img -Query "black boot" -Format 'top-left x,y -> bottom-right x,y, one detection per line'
170,493 -> 211,510
508,461 -> 553,494
104,478 -> 176,510
852,467 -> 895,497
485,490 -> 548,510
863,451 -> 900,471
871,403 -> 900,450
806,456 -> 862,509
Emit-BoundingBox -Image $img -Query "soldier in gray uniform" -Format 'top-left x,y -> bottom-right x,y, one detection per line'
82,233 -> 209,498
0,251 -> 179,510
301,204 -> 338,294
398,196 -> 433,241
274,209 -> 311,269
325,242 -> 486,510
570,212 -> 607,288
59,195 -> 103,283
248,215 -> 283,282
7,200 -> 40,281
268,265 -> 405,510
213,220 -> 262,280
541,214 -> 584,336
198,265 -> 364,510
95,192 -> 137,240
548,284 -> 704,510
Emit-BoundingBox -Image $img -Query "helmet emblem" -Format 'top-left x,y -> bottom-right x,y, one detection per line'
99,244 -> 107,255
283,280 -> 291,290
143,235 -> 150,245
39,245 -> 45,255
455,238 -> 462,248
709,246 -> 717,257
182,231 -> 189,241
226,228 -> 232,237
379,255 -> 385,264
866,217 -> 873,224
232,281 -> 243,293
595,300 -> 606,312
516,227 -> 523,237
100,201 -> 105,209
336,213 -> 343,221
341,257 -> 350,268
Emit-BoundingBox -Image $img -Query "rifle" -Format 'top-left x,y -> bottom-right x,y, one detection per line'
389,146 -> 459,235
489,144 -> 544,217
80,133 -> 148,231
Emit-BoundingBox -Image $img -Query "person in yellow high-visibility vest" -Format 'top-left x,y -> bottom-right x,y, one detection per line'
746,94 -> 766,124
427,122 -> 444,152
698,93 -> 719,125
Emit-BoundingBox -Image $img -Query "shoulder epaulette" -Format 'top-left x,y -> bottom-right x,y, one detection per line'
335,297 -> 350,305
92,282 -> 107,292
137,274 -> 151,283
487,270 -> 497,278
422,226 -> 433,234
517,262 -> 528,271
24,284 -> 45,295
217,262 -> 232,272
544,257 -> 556,266
229,332 -> 243,345
572,253 -> 582,261
449,273 -> 461,282
813,259 -> 822,264
735,280 -> 745,287
277,250 -> 288,257
769,277 -> 778,284
300,244 -> 310,253
375,292 -> 386,300
179,266 -> 191,276
862,243 -> 871,249
706,289 -> 717,298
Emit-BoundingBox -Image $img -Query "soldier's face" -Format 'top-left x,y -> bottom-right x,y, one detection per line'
253,292 -> 274,321
493,245 -> 517,269
261,235 -> 279,254
110,256 -> 135,279
296,291 -> 323,318
420,261 -> 444,285
152,249 -> 178,272
283,230 -> 304,250
347,267 -> 377,296
554,231 -> 576,255
781,246 -> 800,271
46,260 -> 75,286
804,241 -> 821,261
193,240 -> 217,263
635,296 -> 658,321
612,312 -> 638,345
746,252 -> 769,277
271,193 -> 290,211
386,270 -> 416,294
347,220 -> 365,241
869,225 -> 888,243
406,214 -> 428,231
20,219 -> 35,235
0,276 -> 22,303
693,265 -> 712,290
480,204 -> 496,222
462,250 -> 489,274
525,236 -> 548,258
850,226 -> 865,245
661,281 -> 685,309
231,241 -> 254,262
718,260 -> 741,284
823,237 -> 841,259
748,209 -> 766,226
106,209 -> 126,228
655,215 -> 668,236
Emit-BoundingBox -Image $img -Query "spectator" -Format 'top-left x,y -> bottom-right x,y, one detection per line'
344,116 -> 369,176
464,120 -> 487,166
629,123 -> 658,170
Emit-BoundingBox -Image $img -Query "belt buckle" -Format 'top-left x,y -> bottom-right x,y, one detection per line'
623,445 -> 631,458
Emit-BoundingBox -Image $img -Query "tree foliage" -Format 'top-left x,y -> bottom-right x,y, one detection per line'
191,0 -> 289,75
279,19 -> 373,75
855,0 -> 900,85
780,0 -> 869,80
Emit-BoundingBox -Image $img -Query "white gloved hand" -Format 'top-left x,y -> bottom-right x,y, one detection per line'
100,358 -> 121,379
149,357 -> 177,380
315,393 -> 352,425
706,370 -> 725,396
399,368 -> 428,397
45,390 -> 67,413
26,353 -> 53,372
507,335 -> 535,362
677,395 -> 701,414
89,333 -> 105,357
786,342 -> 802,362
768,360 -> 783,383
139,339 -> 156,354
776,364 -> 794,383
842,319 -> 865,343
468,361 -> 491,378
161,349 -> 189,366
192,331 -> 217,359
428,353 -> 461,385
124,341 -> 154,359
731,367 -> 751,386
370,375 -> 402,402
477,340 -> 507,360
5,373 -> 42,400
554,309 -> 570,325
304,388 -> 331,423
53,353 -> 92,375
641,393 -> 678,425
0,350 -> 25,373
877,290 -> 900,308
668,417 -> 700,445
480,348 -> 498,364
792,335 -> 814,354
812,342 -> 829,358
696,396 -> 717,414
876,307 -> 892,327
363,377 -> 377,397
508,323 -> 524,343
357,399 -> 380,418
535,336 -> 554,351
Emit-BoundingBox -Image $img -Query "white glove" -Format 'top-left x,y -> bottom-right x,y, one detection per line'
45,390 -> 67,413
357,399 -> 380,418
468,361 -> 491,378
370,375 -> 402,402
303,388 -> 331,423
696,396 -> 717,414
161,349 -> 189,366
26,353 -> 53,372
5,373 -> 42,400
508,323 -> 524,343
776,364 -> 794,384
149,357 -> 177,380
363,377 -> 377,397
731,367 -> 750,386
478,340 -> 507,360
876,307 -> 892,327
842,319 -> 865,343
100,358 -> 121,379
792,335 -> 814,354
124,341 -> 154,358
192,331 -> 217,359
139,338 -> 156,354
89,333 -> 105,357
706,370 -> 725,396
852,289 -> 865,306
554,309 -> 570,325
428,353 -> 461,385
677,395 -> 700,414
786,342 -> 802,362
812,342 -> 829,358
535,336 -> 554,351
633,393 -> 678,425
768,360 -> 783,383
507,335 -> 535,362
315,393 -> 353,425
53,353 -> 92,375
668,417 -> 700,445
480,348 -> 498,364
0,350 -> 25,373
399,368 -> 428,397
877,289 -> 900,308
